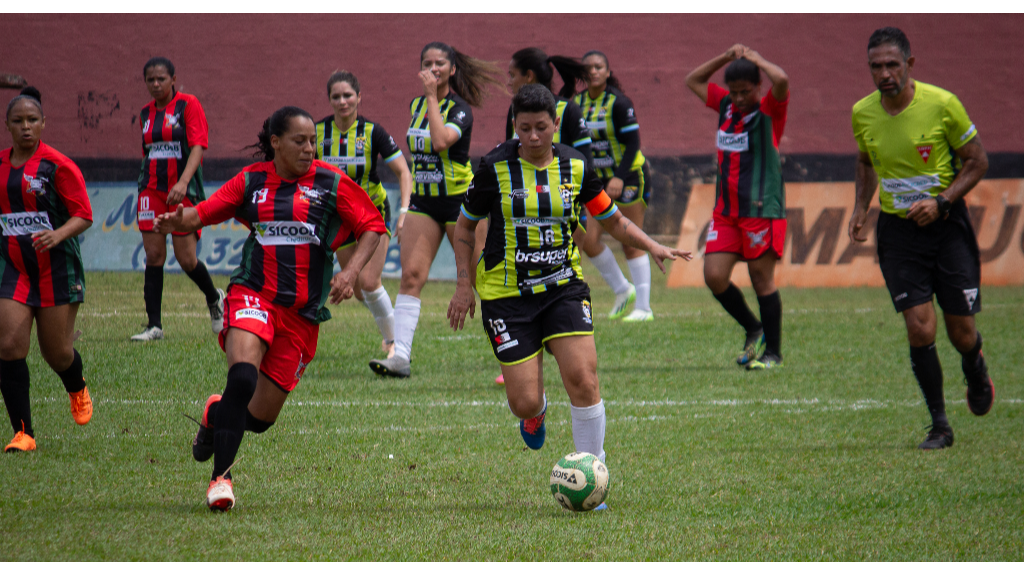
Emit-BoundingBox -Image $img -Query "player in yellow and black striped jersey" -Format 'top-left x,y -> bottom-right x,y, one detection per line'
315,70 -> 413,362
446,84 -> 690,469
370,41 -> 503,379
574,50 -> 656,324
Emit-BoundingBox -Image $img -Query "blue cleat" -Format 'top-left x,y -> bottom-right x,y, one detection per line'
519,403 -> 547,450
593,502 -> 609,511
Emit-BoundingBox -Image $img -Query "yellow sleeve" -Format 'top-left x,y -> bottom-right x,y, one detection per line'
943,95 -> 978,150
851,108 -> 868,153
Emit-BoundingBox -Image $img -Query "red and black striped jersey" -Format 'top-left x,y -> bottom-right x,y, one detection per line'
138,90 -> 208,200
0,142 -> 92,307
196,160 -> 386,324
707,83 -> 788,219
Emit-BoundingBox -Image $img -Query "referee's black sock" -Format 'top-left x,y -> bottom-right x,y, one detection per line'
910,343 -> 949,429
0,358 -> 33,437
713,283 -> 762,335
185,261 -> 220,305
757,291 -> 783,358
212,363 -> 258,481
55,349 -> 86,394
960,332 -> 987,381
144,265 -> 164,329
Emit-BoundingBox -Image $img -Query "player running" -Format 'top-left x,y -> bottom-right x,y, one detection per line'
685,44 -> 790,370
155,106 -> 386,510
849,27 -> 992,450
447,85 -> 690,490
369,41 -> 502,378
315,70 -> 413,361
1,88 -> 94,452
132,57 -> 224,342
574,50 -> 654,322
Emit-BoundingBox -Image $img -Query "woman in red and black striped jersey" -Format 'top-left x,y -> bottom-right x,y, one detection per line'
369,42 -> 503,379
155,106 -> 385,510
132,57 -> 224,342
1,88 -> 94,453
686,45 -> 790,370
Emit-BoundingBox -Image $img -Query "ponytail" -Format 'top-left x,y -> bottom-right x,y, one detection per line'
512,47 -> 588,99
421,41 -> 504,108
582,50 -> 623,92
246,106 -> 313,162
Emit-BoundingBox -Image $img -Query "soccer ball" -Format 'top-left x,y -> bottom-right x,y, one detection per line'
549,452 -> 609,512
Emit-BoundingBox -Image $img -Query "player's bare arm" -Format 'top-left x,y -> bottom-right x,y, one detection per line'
685,44 -> 747,102
330,231 -> 381,304
447,214 -> 479,330
153,204 -> 203,234
31,216 -> 91,253
849,150 -> 878,242
744,49 -> 790,101
597,209 -> 692,273
906,135 -> 989,227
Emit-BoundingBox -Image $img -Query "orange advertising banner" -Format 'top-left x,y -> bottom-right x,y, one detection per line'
667,180 -> 1024,288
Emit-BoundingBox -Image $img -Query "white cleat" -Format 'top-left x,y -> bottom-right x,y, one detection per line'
608,283 -> 636,320
207,476 -> 235,511
209,288 -> 226,333
130,326 -> 164,341
622,309 -> 654,323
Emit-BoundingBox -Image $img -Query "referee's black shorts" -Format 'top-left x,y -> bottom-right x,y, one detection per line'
876,200 -> 981,315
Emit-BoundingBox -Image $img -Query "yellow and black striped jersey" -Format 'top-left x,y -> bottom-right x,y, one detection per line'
315,115 -> 402,209
505,97 -> 592,159
574,86 -> 646,181
406,92 -> 474,197
462,141 -> 617,301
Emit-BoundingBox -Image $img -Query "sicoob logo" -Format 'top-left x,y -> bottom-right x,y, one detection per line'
253,221 -> 320,246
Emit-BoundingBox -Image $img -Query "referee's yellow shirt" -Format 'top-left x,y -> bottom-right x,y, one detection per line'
852,81 -> 978,218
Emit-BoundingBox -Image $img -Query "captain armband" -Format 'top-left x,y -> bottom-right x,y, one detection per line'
585,191 -> 618,220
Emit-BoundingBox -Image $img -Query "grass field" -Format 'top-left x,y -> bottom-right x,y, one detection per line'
1,256 -> 1022,561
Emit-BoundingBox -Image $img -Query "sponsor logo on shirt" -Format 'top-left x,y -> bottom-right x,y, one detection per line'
324,156 -> 366,168
146,141 -> 182,160
891,192 -> 933,210
513,216 -> 569,227
138,210 -> 155,221
0,211 -> 53,236
235,308 -> 269,323
253,221 -> 320,246
515,248 -> 568,266
916,145 -> 932,163
413,153 -> 440,163
590,140 -> 611,152
881,174 -> 941,194
407,128 -> 431,138
593,157 -> 615,169
414,170 -> 444,184
519,266 -> 575,288
717,130 -> 749,152
509,188 -> 530,200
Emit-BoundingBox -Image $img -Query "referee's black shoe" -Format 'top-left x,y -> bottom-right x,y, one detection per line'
964,351 -> 994,416
918,425 -> 954,450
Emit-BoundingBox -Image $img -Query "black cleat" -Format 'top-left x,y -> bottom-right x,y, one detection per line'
918,425 -> 954,450
964,350 -> 994,416
192,394 -> 220,462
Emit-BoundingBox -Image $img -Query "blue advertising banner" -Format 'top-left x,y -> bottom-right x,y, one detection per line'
82,183 -> 456,279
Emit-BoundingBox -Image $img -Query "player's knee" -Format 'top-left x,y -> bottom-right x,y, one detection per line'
563,370 -> 599,401
703,268 -> 728,293
144,248 -> 166,267
39,342 -> 74,372
400,268 -> 428,292
508,393 -> 544,420
0,336 -> 29,362
173,248 -> 198,272
245,410 -> 275,434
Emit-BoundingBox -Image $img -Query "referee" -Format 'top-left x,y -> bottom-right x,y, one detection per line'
849,27 -> 993,450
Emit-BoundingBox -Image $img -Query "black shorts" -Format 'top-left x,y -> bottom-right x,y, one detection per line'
408,194 -> 464,226
337,197 -> 392,250
605,162 -> 652,208
480,281 -> 595,365
877,201 -> 981,315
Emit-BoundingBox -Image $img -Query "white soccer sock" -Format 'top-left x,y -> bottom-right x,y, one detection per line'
590,246 -> 631,295
392,294 -> 421,361
626,255 -> 652,313
361,286 -> 395,344
570,400 -> 606,462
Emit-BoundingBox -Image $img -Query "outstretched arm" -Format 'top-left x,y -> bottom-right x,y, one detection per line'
154,204 -> 204,235
597,209 -> 692,272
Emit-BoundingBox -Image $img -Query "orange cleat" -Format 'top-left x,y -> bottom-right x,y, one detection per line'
5,428 -> 36,453
207,475 -> 235,511
69,385 -> 93,425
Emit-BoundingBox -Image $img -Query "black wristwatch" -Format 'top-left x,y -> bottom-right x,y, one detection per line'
935,194 -> 951,218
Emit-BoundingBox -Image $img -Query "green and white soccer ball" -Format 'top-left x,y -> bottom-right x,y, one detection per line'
549,452 -> 610,512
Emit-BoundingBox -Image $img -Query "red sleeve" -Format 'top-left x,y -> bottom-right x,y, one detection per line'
183,95 -> 209,150
706,83 -> 728,111
761,89 -> 789,147
196,171 -> 246,226
55,159 -> 92,221
331,174 -> 387,250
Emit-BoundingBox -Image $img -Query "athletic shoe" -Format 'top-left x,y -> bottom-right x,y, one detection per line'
746,353 -> 783,371
622,309 -> 653,322
593,502 -> 609,511
519,403 -> 547,450
381,339 -> 396,360
192,394 -> 221,462
207,476 -> 235,511
918,425 -> 954,450
964,350 -> 994,416
608,283 -> 636,320
130,326 -> 164,341
69,385 -> 93,425
495,374 -> 505,386
4,430 -> 36,453
209,289 -> 226,334
369,356 -> 411,378
736,330 -> 765,366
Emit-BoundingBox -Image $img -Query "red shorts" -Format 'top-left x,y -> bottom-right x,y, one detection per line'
706,213 -> 786,261
137,189 -> 200,238
218,284 -> 319,392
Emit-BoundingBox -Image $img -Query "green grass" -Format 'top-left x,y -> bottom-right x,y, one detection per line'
1,257 -> 1022,561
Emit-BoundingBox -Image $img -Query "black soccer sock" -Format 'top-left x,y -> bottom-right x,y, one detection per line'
910,343 -> 948,429
55,349 -> 85,394
713,283 -> 763,335
246,411 -> 274,434
185,261 -> 221,305
212,363 -> 258,481
143,265 -> 164,329
960,332 -> 987,382
0,358 -> 33,437
757,291 -> 783,358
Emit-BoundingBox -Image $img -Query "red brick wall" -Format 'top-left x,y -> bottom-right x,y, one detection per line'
2,14 -> 1021,160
